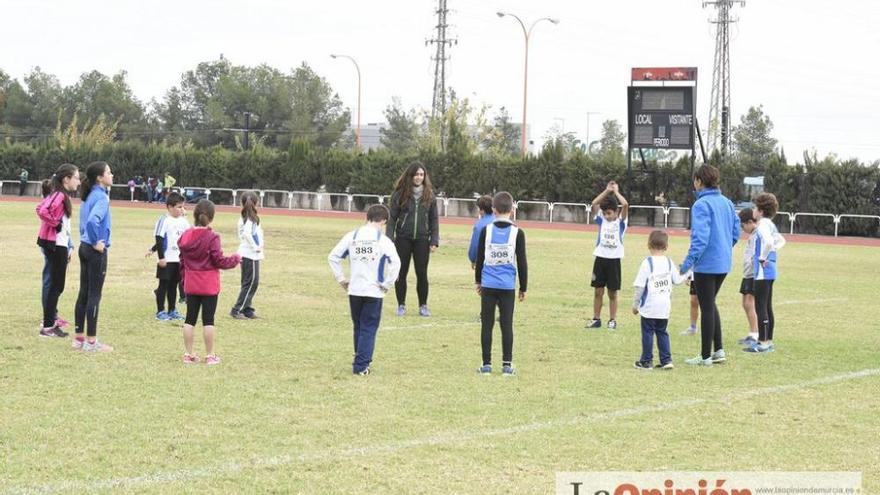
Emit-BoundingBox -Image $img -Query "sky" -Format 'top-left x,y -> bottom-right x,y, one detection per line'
3,0 -> 880,163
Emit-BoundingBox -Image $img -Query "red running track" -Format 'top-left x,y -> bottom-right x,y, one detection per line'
4,196 -> 880,247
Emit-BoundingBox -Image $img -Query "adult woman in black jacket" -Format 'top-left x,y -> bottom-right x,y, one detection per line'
387,161 -> 440,317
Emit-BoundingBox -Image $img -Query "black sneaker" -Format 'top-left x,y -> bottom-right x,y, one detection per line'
230,310 -> 248,320
655,361 -> 674,370
633,360 -> 653,370
243,310 -> 259,319
52,326 -> 69,338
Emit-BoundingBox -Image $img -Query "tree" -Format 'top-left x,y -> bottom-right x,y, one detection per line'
24,67 -> 64,130
733,105 -> 778,175
63,70 -> 145,124
599,119 -> 626,161
380,97 -> 419,154
482,106 -> 519,156
599,119 -> 625,154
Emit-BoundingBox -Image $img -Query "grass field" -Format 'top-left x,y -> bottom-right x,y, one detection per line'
1,200 -> 878,494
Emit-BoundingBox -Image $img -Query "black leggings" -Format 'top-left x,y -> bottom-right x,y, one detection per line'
754,279 -> 775,341
74,244 -> 107,337
155,279 -> 179,313
481,288 -> 515,366
394,237 -> 431,306
43,247 -> 69,328
693,273 -> 726,359
185,295 -> 218,326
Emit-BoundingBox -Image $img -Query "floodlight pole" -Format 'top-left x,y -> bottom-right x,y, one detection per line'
330,54 -> 362,151
497,12 -> 559,158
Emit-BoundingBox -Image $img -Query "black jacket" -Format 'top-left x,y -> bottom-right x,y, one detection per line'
386,190 -> 440,246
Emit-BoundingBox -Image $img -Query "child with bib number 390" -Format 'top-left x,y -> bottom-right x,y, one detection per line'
632,230 -> 688,370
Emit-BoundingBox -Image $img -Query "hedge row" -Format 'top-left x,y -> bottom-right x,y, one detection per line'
2,141 -> 878,236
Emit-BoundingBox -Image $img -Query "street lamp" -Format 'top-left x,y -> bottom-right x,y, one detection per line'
330,54 -> 362,151
497,11 -> 559,157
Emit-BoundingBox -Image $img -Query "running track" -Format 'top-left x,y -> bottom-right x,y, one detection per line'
4,196 -> 879,247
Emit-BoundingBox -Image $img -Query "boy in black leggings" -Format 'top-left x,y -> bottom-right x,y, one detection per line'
474,192 -> 527,376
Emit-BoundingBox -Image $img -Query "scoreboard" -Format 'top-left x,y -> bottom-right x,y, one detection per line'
627,86 -> 695,150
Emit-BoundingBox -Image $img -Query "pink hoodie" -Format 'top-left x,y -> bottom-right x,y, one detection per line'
36,191 -> 69,247
178,227 -> 241,296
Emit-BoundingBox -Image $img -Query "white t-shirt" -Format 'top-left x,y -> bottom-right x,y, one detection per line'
155,215 -> 190,263
55,215 -> 71,248
633,255 -> 686,319
238,217 -> 265,260
328,225 -> 401,299
742,232 -> 757,278
592,215 -> 627,259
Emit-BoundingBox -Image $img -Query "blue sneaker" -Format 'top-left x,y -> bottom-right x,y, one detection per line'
168,310 -> 185,321
396,305 -> 406,317
155,311 -> 171,321
743,342 -> 774,353
418,305 -> 432,317
478,364 -> 492,375
502,365 -> 516,376
737,335 -> 758,346
585,318 -> 601,329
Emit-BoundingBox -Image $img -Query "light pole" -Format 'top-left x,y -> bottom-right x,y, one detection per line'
330,54 -> 361,151
497,12 -> 559,158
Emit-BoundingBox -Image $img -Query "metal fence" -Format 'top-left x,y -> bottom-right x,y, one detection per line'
4,181 -> 878,238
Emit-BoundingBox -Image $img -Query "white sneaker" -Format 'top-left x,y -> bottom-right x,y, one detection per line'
711,349 -> 727,363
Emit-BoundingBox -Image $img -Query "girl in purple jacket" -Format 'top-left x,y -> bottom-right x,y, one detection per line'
36,164 -> 80,338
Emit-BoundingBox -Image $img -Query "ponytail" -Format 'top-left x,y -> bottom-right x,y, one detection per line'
81,161 -> 109,202
193,199 -> 216,227
51,163 -> 79,218
41,179 -> 52,198
240,191 -> 260,225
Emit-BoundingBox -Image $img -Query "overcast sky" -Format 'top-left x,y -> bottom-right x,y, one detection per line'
4,0 -> 879,162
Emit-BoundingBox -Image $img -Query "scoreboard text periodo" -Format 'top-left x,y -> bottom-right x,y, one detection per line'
627,86 -> 695,150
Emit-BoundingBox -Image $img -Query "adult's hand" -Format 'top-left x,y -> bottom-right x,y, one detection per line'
430,245 -> 437,253
93,240 -> 106,253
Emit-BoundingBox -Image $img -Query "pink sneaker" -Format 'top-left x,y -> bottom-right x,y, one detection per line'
82,340 -> 114,353
54,317 -> 70,328
71,338 -> 85,350
205,354 -> 221,366
182,353 -> 200,364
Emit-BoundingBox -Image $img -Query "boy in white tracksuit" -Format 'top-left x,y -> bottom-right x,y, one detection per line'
328,205 -> 401,375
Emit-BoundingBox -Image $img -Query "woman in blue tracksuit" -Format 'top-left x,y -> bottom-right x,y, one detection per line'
679,165 -> 740,366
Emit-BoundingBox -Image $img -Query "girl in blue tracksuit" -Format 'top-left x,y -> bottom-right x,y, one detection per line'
679,165 -> 740,366
75,161 -> 115,352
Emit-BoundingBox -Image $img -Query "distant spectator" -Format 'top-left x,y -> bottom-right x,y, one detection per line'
19,168 -> 29,195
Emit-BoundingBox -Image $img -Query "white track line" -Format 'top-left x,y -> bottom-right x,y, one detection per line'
776,298 -> 846,306
5,368 -> 878,495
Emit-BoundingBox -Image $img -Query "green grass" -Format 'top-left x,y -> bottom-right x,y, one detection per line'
1,201 -> 878,494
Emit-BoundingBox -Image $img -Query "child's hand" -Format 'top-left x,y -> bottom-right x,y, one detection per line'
475,284 -> 482,296
339,280 -> 349,290
518,290 -> 526,302
144,249 -> 153,258
158,259 -> 167,268
632,308 -> 639,315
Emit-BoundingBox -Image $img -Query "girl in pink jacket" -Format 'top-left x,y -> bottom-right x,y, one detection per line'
36,164 -> 80,338
178,200 -> 240,365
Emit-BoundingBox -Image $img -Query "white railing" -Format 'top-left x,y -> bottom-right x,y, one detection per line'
5,183 -> 878,238
514,201 -> 551,222
550,203 -> 591,224
445,198 -> 477,218
836,214 -> 880,238
791,212 -> 837,237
